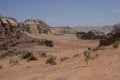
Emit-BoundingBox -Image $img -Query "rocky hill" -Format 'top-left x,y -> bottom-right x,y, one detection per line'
50,26 -> 76,35
18,19 -> 51,35
0,16 -> 54,54
19,20 -> 76,35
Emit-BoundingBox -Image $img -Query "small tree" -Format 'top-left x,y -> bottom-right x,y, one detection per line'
46,55 -> 56,65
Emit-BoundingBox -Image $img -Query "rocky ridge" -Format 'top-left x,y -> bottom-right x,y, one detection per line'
19,19 -> 76,35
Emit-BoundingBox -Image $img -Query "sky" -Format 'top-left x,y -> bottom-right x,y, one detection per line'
0,0 -> 120,27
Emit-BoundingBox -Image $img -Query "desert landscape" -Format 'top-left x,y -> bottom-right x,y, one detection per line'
0,15 -> 120,80
0,0 -> 120,80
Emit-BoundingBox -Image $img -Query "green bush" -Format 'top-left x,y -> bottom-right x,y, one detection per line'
60,57 -> 69,62
112,40 -> 120,49
46,56 -> 56,65
0,65 -> 3,69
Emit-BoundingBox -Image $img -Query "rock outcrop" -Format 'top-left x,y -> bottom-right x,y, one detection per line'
0,16 -> 19,50
19,19 -> 51,35
0,16 -> 54,54
76,30 -> 106,39
99,23 -> 120,46
76,31 -> 87,39
19,20 -> 76,35
50,26 -> 76,35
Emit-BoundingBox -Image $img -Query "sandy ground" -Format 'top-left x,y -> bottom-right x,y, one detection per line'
0,34 -> 120,80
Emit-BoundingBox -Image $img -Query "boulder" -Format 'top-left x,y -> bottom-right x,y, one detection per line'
22,52 -> 37,61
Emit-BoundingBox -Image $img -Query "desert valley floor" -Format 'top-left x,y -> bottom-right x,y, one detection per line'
0,34 -> 120,80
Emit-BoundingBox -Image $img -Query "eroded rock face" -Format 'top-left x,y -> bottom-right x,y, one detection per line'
19,20 -> 76,35
0,16 -> 19,50
19,19 -> 51,35
76,30 -> 106,40
0,16 -> 54,54
99,23 -> 120,46
50,26 -> 76,35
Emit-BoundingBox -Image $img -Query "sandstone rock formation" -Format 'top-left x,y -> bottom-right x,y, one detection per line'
19,19 -> 76,35
0,16 -> 54,54
19,19 -> 51,35
50,26 -> 76,35
0,15 -> 19,50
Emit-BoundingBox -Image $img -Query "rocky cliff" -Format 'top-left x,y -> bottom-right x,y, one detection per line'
0,16 -> 54,54
19,19 -> 51,35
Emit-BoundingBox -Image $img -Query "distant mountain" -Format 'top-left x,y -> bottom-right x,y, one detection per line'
73,25 -> 113,33
50,26 -> 76,35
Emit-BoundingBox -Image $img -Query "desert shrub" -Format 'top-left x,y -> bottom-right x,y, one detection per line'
60,57 -> 69,62
0,51 -> 25,60
92,47 -> 104,51
73,54 -> 79,57
0,54 -> 6,59
9,58 -> 19,66
83,50 -> 91,65
83,50 -> 99,65
46,55 -> 56,65
112,40 -> 120,49
83,50 -> 91,59
7,51 -> 25,57
0,65 -> 3,69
